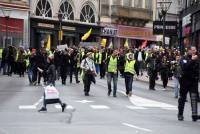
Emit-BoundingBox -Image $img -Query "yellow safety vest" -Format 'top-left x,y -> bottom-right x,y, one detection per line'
124,60 -> 136,75
0,48 -> 3,59
108,56 -> 117,73
99,52 -> 102,64
15,51 -> 19,62
145,52 -> 149,60
93,53 -> 100,64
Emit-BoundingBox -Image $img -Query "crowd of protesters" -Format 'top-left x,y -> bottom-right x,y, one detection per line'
0,44 -> 199,121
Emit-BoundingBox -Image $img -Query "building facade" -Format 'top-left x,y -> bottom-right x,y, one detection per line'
100,0 -> 156,48
180,0 -> 200,51
0,0 -> 29,48
30,0 -> 101,49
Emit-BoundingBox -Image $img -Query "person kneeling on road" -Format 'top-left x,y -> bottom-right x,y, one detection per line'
38,84 -> 66,112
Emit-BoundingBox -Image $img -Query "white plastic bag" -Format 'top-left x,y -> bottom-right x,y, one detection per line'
44,85 -> 59,100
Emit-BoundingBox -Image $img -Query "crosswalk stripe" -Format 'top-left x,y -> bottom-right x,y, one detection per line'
122,123 -> 153,132
161,107 -> 178,111
127,106 -> 148,110
19,105 -> 36,109
90,105 -> 110,109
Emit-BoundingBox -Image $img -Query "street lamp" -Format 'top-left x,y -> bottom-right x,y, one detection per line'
58,12 -> 63,46
157,0 -> 172,49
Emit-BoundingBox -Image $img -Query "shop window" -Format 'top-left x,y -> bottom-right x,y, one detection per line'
101,0 -> 110,5
59,0 -> 74,20
123,0 -> 132,7
112,0 -> 121,5
145,0 -> 152,10
134,0 -> 143,8
80,5 -> 95,23
35,0 -> 52,18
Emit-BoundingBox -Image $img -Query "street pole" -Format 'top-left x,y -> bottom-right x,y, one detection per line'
162,11 -> 166,49
59,21 -> 62,46
98,0 -> 101,24
58,13 -> 62,46
5,16 -> 9,48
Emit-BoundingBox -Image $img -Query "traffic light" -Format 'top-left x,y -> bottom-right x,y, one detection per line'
58,30 -> 63,41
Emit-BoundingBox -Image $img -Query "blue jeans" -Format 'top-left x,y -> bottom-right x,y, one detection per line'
28,66 -> 33,84
95,64 -> 99,74
107,73 -> 118,95
174,77 -> 180,97
124,73 -> 133,94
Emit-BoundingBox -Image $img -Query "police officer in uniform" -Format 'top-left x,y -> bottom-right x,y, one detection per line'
146,51 -> 159,90
124,53 -> 137,97
178,46 -> 200,122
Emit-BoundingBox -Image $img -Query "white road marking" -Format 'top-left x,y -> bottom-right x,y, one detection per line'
76,100 -> 94,104
118,90 -> 176,109
126,106 -> 148,110
122,123 -> 153,132
55,105 -> 76,112
161,107 -> 178,111
19,97 -> 44,110
33,97 -> 43,106
19,105 -> 36,109
129,95 -> 176,108
55,105 -> 62,109
90,105 -> 110,109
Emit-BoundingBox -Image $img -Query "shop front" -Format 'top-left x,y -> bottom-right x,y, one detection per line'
30,17 -> 101,49
117,25 -> 157,48
100,23 -> 118,48
0,17 -> 24,48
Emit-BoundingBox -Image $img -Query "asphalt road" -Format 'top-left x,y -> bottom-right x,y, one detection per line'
0,74 -> 200,134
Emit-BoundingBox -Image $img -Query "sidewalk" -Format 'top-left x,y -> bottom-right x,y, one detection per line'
136,71 -> 200,89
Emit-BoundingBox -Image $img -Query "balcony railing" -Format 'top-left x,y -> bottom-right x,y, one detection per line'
111,5 -> 153,21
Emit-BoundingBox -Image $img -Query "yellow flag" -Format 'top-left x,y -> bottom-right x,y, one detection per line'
81,28 -> 92,41
108,41 -> 113,49
124,39 -> 129,48
101,38 -> 107,47
47,35 -> 51,50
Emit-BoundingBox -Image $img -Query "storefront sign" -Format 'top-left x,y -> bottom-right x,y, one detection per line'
101,27 -> 118,36
62,26 -> 76,31
36,29 -> 53,34
153,21 -> 177,36
118,25 -> 156,41
182,14 -> 191,27
38,23 -> 54,28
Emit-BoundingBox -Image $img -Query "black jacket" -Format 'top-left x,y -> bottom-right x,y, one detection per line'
180,55 -> 199,81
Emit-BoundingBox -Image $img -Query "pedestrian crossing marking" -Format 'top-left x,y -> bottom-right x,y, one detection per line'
19,105 -> 36,109
55,105 -> 62,109
90,105 -> 110,109
122,123 -> 153,132
161,107 -> 178,111
129,95 -> 176,108
126,106 -> 148,110
76,100 -> 94,104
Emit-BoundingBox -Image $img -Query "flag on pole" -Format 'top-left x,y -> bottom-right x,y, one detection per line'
141,40 -> 148,48
108,40 -> 113,49
81,28 -> 92,41
124,39 -> 129,48
101,38 -> 107,47
46,35 -> 51,50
